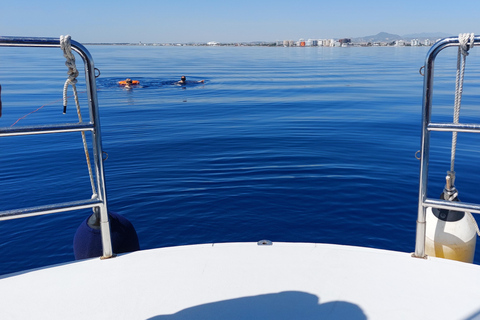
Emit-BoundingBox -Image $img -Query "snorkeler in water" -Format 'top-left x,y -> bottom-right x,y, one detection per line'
119,78 -> 139,88
176,76 -> 204,85
124,78 -> 133,89
177,76 -> 187,85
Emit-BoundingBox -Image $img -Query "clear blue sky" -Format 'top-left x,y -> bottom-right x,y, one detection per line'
1,0 -> 478,43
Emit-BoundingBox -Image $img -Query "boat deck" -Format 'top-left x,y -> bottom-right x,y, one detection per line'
1,242 -> 479,319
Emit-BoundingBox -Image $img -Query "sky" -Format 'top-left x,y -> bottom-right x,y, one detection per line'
1,0 -> 479,43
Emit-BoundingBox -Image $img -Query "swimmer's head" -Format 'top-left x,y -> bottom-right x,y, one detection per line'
181,76 -> 186,81
126,78 -> 133,84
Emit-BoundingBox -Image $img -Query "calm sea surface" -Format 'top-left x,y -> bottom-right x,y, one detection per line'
1,44 -> 480,275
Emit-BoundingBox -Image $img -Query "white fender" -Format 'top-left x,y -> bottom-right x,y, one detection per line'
425,207 -> 477,263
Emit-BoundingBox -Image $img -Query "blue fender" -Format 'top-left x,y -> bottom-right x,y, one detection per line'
73,211 -> 140,260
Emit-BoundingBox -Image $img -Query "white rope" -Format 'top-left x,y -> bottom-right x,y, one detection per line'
450,33 -> 475,172
446,34 -> 479,238
60,35 -> 97,197
60,35 -> 79,113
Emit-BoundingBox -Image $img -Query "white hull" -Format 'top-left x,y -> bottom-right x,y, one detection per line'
1,242 -> 479,319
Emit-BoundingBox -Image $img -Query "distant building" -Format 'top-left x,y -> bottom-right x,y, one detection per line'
411,39 -> 420,46
339,38 -> 351,44
207,41 -> 219,46
322,39 -> 334,47
395,40 -> 405,46
424,39 -> 432,46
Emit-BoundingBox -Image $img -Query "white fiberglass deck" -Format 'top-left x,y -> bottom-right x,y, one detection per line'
0,242 -> 479,319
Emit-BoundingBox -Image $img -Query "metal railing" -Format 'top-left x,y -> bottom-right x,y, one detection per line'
0,36 -> 113,259
414,35 -> 480,258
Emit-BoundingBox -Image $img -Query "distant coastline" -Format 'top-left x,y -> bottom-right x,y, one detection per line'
84,41 -> 431,47
85,32 -> 451,48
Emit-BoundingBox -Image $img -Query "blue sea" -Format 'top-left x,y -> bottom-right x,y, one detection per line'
1,44 -> 480,275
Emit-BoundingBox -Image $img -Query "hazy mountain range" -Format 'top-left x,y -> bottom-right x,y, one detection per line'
352,32 -> 451,43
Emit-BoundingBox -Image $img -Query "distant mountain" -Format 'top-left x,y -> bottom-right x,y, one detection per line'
351,31 -> 450,44
352,32 -> 402,43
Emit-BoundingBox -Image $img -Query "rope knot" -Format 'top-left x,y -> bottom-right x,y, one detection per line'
459,33 -> 475,57
60,35 -> 79,113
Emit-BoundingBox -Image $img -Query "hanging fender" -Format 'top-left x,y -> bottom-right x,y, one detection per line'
73,210 -> 140,260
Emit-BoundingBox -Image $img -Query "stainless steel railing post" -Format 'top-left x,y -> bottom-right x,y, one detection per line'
414,36 -> 480,258
0,36 -> 113,259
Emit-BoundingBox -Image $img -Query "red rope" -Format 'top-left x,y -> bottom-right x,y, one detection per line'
10,92 -> 86,127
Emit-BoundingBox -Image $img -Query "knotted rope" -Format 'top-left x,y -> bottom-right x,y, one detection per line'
60,35 -> 97,197
60,35 -> 79,114
450,33 -> 475,173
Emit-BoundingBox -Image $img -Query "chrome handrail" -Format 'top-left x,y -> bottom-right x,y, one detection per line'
0,122 -> 95,136
415,35 -> 480,258
0,36 -> 113,259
